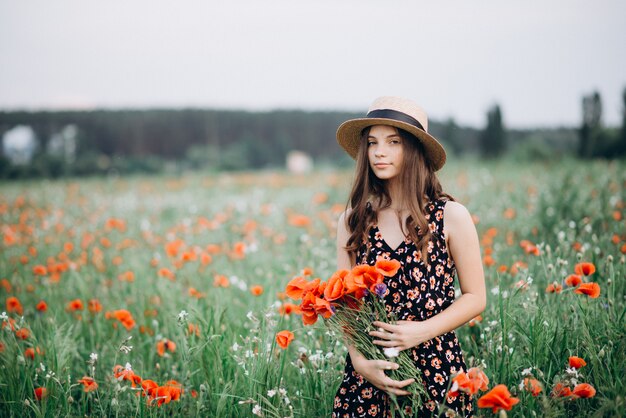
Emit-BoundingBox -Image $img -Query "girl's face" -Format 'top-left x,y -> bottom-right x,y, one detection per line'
367,125 -> 404,181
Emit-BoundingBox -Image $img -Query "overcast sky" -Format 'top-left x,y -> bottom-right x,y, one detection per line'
1,0 -> 624,128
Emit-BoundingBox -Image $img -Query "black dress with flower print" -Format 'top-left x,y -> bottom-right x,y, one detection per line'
332,199 -> 473,418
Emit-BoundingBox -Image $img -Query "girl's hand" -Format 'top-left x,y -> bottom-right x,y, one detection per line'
369,320 -> 432,351
351,356 -> 415,396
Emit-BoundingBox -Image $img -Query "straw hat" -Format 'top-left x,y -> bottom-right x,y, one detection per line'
336,96 -> 446,171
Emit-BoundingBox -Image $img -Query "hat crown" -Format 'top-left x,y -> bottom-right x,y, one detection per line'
368,96 -> 429,133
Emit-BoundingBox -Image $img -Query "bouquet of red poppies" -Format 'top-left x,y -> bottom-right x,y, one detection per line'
285,259 -> 428,411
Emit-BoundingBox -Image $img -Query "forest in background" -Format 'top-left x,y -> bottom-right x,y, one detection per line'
0,88 -> 624,179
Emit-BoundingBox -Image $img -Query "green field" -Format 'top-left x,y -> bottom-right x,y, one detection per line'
1,158 -> 624,417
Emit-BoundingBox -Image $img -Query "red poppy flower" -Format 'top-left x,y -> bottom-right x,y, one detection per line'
574,282 -> 601,298
572,383 -> 596,398
141,379 -> 158,397
477,384 -> 520,413
299,293 -> 319,325
15,328 -> 30,340
231,242 -> 246,259
285,277 -> 320,300
24,347 -> 43,359
574,262 -> 595,276
36,300 -> 48,312
188,287 -> 206,299
113,365 -> 142,387
250,285 -> 264,296
375,259 -> 401,277
276,330 -> 294,349
523,377 -> 543,396
278,303 -> 301,316
34,387 -> 47,400
288,214 -> 311,227
32,265 -> 47,276
66,299 -> 84,311
545,283 -> 562,293
6,296 -> 23,315
569,356 -> 587,369
88,299 -> 102,313
552,382 -> 572,397
564,274 -> 582,287
324,270 -> 348,301
156,339 -> 177,357
77,376 -> 98,392
106,309 -> 136,330
449,367 -> 489,396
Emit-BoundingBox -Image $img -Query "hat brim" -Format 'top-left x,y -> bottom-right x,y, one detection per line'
336,118 -> 447,171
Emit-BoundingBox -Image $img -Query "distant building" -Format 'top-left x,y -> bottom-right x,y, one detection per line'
48,124 -> 78,162
2,125 -> 37,164
286,150 -> 313,174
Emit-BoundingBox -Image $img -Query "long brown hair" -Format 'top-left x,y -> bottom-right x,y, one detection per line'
344,126 -> 454,264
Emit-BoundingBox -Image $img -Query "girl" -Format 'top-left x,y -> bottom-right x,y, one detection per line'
332,97 -> 486,417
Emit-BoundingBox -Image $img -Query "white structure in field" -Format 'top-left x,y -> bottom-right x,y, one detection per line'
2,125 -> 37,164
286,150 -> 313,174
48,124 -> 78,162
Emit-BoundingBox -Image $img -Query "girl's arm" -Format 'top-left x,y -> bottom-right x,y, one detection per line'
369,201 -> 486,350
337,212 -> 414,396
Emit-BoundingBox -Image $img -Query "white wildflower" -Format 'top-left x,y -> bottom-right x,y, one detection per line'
383,347 -> 399,358
491,287 -> 499,295
278,388 -> 287,397
0,312 -> 8,321
177,310 -> 189,323
120,344 -> 133,354
232,342 -> 240,352
252,404 -> 262,416
267,389 -> 276,398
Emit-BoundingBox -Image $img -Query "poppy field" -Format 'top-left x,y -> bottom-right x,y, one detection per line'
1,158 -> 625,417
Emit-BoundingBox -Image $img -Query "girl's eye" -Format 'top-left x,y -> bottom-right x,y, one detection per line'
367,141 -> 376,146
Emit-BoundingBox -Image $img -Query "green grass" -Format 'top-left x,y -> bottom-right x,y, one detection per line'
0,158 -> 624,417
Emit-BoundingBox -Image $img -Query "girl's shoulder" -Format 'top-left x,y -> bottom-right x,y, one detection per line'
442,200 -> 470,218
441,200 -> 475,242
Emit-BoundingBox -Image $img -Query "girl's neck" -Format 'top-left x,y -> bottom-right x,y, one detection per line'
383,178 -> 429,211
386,178 -> 405,211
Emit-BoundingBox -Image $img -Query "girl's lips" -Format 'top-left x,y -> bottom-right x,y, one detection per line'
374,163 -> 390,167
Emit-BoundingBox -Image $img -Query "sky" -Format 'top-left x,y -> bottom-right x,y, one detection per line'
0,0 -> 625,129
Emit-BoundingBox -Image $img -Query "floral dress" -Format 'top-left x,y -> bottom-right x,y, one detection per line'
332,199 -> 473,418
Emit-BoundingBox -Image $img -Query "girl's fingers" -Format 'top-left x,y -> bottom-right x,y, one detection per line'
372,339 -> 400,347
381,376 -> 415,389
369,330 -> 393,340
385,388 -> 411,396
394,378 -> 416,388
375,360 -> 398,370
372,321 -> 398,332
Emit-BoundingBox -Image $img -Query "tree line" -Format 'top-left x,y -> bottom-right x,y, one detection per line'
0,88 -> 624,179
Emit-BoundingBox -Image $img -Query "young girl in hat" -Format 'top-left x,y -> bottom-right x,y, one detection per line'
332,97 -> 486,417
